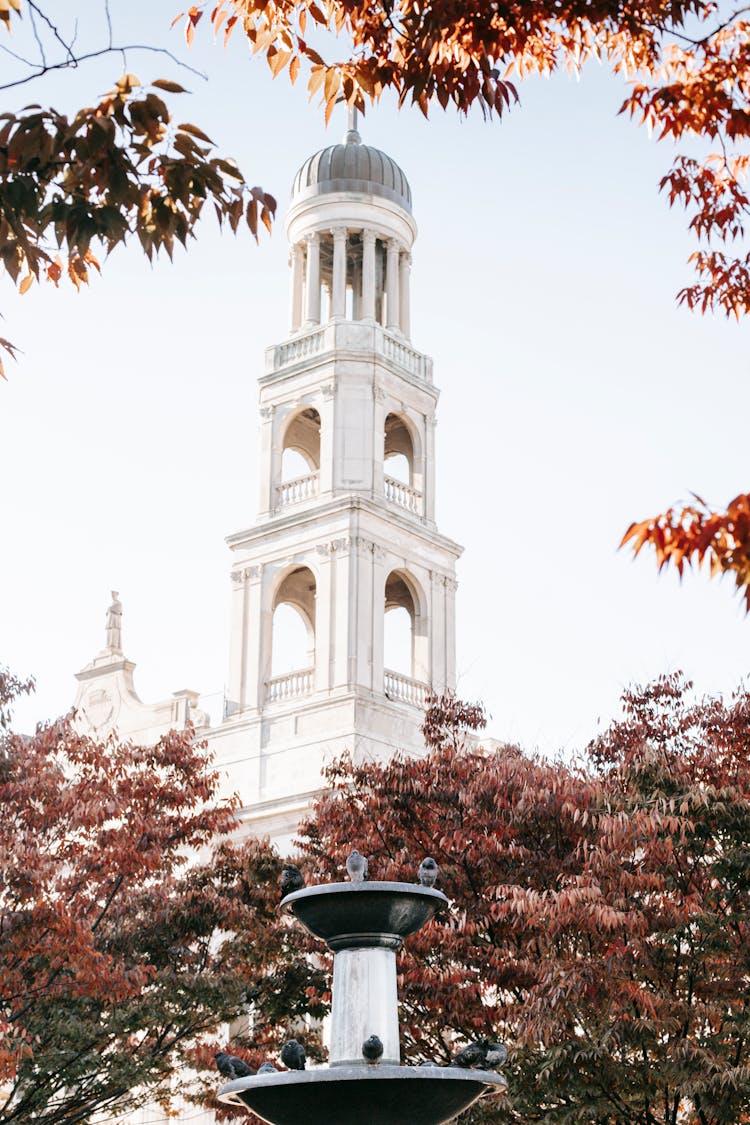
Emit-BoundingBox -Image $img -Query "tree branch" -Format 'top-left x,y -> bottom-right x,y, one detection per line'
0,43 -> 208,93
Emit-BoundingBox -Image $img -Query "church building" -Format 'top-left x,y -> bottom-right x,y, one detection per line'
73,116 -> 463,847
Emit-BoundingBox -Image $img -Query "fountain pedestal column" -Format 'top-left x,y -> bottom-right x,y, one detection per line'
330,947 -> 399,1066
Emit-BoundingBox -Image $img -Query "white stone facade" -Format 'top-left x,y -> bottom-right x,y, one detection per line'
73,122 -> 462,848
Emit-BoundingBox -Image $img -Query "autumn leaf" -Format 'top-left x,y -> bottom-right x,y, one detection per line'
622,492 -> 750,610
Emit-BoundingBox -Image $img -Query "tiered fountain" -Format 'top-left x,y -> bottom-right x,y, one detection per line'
216,857 -> 506,1124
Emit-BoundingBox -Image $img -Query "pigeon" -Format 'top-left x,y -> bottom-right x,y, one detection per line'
418,857 -> 439,887
215,1052 -> 255,1080
418,1060 -> 440,1067
452,1040 -> 491,1069
280,1038 -> 306,1070
258,1062 -> 279,1074
243,982 -> 261,1006
167,944 -> 190,959
485,1043 -> 508,1070
280,864 -> 305,898
362,1035 -> 384,1064
346,849 -> 368,883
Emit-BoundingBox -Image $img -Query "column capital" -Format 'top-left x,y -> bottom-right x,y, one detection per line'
331,225 -> 348,241
387,237 -> 401,253
305,230 -> 320,246
362,227 -> 377,246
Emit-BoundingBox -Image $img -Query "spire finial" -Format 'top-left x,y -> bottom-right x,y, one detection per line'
343,104 -> 361,145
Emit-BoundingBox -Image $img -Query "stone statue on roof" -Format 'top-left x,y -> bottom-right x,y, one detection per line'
105,591 -> 122,653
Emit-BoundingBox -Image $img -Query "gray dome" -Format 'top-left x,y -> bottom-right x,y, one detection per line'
291,129 -> 412,213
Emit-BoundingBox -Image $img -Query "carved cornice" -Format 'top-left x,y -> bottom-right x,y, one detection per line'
316,535 -> 384,557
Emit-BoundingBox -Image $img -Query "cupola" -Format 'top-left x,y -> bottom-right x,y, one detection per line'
285,112 -> 417,338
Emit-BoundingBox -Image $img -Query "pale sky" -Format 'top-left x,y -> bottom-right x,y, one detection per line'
2,1 -> 748,753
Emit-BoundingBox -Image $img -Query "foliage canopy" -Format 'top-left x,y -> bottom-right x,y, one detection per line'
0,669 -> 325,1124
299,685 -> 750,1124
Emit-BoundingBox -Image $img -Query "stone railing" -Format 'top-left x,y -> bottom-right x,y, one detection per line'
271,327 -> 327,370
384,669 -> 429,707
266,668 -> 314,703
381,330 -> 433,382
277,471 -> 319,508
266,322 -> 433,382
384,475 -> 422,514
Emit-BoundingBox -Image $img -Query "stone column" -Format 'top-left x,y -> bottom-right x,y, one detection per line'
289,243 -> 304,332
351,257 -> 362,320
329,948 -> 400,1067
386,239 -> 401,331
331,226 -> 347,319
304,231 -> 321,325
361,229 -> 376,321
399,251 -> 411,338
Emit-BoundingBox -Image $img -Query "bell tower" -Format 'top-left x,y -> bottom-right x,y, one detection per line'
207,118 -> 462,840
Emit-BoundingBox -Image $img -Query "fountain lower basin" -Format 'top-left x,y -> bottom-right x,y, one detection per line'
217,1064 -> 507,1125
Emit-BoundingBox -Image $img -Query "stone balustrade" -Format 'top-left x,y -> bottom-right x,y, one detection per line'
384,669 -> 428,707
266,668 -> 314,702
265,322 -> 433,383
277,471 -> 320,508
384,475 -> 422,514
381,330 -> 432,381
271,327 -> 327,370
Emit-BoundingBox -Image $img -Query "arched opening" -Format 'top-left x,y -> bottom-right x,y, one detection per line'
384,413 -> 413,484
282,408 -> 320,475
278,408 -> 321,507
269,566 -> 316,700
384,413 -> 423,513
383,569 -> 428,705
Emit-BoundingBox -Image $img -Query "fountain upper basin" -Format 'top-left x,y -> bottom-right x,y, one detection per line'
281,881 -> 448,950
217,1065 -> 506,1125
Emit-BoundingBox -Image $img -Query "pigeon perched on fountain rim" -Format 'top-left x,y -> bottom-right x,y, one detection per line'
418,857 -> 439,887
346,849 -> 368,883
214,1051 -> 255,1079
280,1038 -> 306,1070
258,1061 -> 279,1073
362,1034 -> 384,1064
452,1038 -> 507,1070
280,863 -> 305,898
484,1042 -> 508,1069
